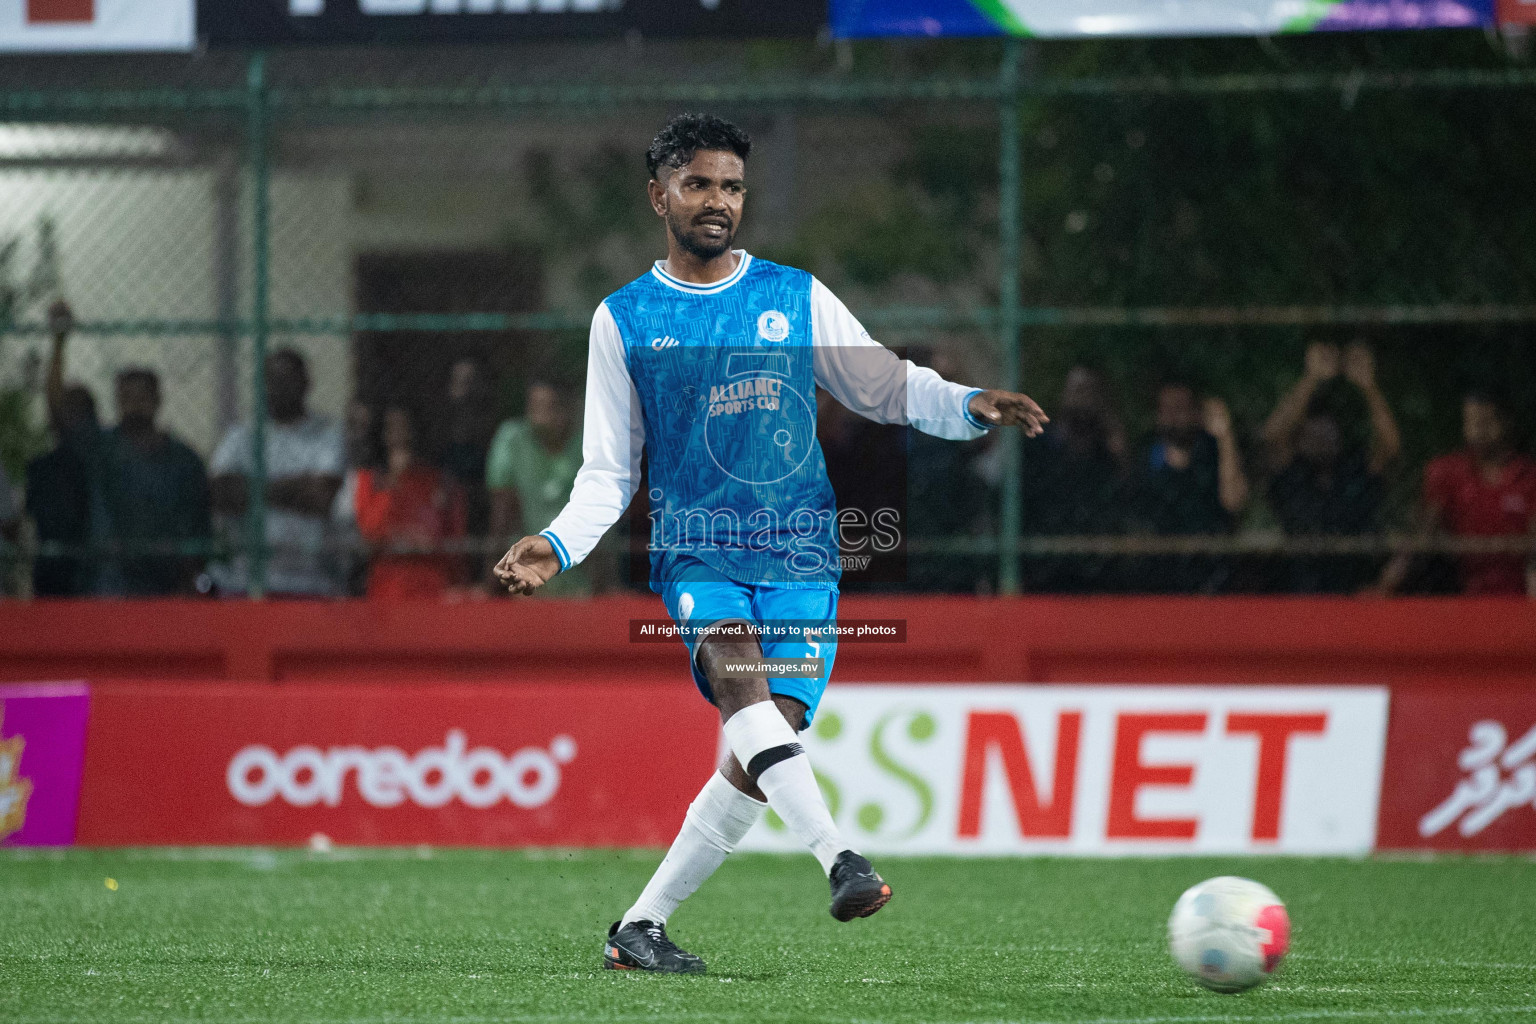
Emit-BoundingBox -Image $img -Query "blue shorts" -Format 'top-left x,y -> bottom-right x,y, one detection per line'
658,559 -> 839,730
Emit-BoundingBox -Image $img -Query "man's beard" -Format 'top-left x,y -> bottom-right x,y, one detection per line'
668,210 -> 736,260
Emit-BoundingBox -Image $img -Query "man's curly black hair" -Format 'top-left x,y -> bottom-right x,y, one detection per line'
646,113 -> 752,180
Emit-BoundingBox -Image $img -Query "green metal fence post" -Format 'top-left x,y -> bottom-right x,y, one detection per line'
246,51 -> 271,599
997,41 -> 1024,596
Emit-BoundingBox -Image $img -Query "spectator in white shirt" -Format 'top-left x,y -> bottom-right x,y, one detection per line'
210,349 -> 345,596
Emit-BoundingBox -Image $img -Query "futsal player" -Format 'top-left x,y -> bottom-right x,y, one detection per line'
495,114 -> 1047,973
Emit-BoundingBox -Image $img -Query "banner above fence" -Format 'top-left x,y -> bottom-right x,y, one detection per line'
199,0 -> 825,45
831,0 -> 1493,37
0,0 -> 193,51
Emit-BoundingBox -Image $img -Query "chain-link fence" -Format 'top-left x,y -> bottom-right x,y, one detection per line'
0,37 -> 1533,599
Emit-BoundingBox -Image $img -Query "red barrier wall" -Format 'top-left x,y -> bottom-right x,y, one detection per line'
5,598 -> 1535,851
1,597 -> 1532,687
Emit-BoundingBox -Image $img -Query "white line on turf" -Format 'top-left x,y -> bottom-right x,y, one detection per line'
1291,953 -> 1536,971
11,1006 -> 1536,1024
961,1008 -> 1536,1024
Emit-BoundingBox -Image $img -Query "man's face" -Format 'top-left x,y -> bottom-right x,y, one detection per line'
1156,384 -> 1201,444
526,384 -> 570,445
1059,367 -> 1106,414
1296,414 -> 1342,469
266,355 -> 308,420
1464,399 -> 1508,454
54,385 -> 97,442
345,401 -> 373,462
115,376 -> 159,432
448,359 -> 481,404
648,150 -> 746,261
382,407 -> 414,454
1056,367 -> 1109,443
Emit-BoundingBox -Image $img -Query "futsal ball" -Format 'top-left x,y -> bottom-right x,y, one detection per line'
1167,876 -> 1290,993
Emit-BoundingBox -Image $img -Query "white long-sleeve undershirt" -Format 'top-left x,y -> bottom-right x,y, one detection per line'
540,273 -> 993,571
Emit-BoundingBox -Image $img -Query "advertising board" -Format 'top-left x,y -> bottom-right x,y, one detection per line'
1,0 -> 193,51
76,682 -> 719,846
737,685 -> 1390,855
18,675 -> 1536,855
0,683 -> 91,846
1376,687 -> 1536,852
831,0 -> 1493,36
198,0 -> 823,45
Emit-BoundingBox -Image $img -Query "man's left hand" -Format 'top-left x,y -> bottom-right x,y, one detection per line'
968,390 -> 1049,436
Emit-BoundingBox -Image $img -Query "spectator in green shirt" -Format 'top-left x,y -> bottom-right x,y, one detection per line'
485,380 -> 589,596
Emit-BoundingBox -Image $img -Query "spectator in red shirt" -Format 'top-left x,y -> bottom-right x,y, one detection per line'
354,405 -> 467,601
1378,392 -> 1536,596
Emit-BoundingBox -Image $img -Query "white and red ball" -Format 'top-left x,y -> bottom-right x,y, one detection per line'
1167,876 -> 1290,993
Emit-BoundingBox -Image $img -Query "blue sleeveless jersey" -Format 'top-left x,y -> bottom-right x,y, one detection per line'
603,256 -> 840,591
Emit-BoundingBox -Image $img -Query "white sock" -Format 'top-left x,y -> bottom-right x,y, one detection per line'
621,770 -> 764,926
722,700 -> 848,876
757,755 -> 846,875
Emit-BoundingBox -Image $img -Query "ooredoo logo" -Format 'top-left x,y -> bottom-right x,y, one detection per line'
226,731 -> 577,810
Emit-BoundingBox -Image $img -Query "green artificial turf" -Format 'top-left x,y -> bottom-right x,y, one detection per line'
3,849 -> 1535,1024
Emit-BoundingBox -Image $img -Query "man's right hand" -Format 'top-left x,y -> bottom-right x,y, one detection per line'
494,535 -> 562,595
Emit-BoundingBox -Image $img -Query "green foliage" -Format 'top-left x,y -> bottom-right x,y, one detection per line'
1022,86 -> 1536,307
792,179 -> 978,288
774,125 -> 996,289
0,386 -> 45,484
517,144 -> 656,307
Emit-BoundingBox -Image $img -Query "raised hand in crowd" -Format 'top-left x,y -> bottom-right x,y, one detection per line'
1305,340 -> 1341,382
1343,342 -> 1402,475
1202,396 -> 1249,516
1263,340 -> 1400,476
43,299 -> 76,420
1263,342 -> 1337,472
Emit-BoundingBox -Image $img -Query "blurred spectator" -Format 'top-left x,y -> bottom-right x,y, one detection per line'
92,368 -> 212,596
0,463 -> 14,596
26,303 -> 98,596
354,405 -> 466,601
0,462 -> 19,546
1020,364 -> 1131,592
1134,381 -> 1249,593
439,357 -> 499,542
1262,342 -> 1400,593
33,308 -> 208,597
819,371 -> 908,589
486,380 -> 589,596
906,348 -> 989,591
210,349 -> 345,597
1378,392 -> 1536,596
330,400 -> 378,597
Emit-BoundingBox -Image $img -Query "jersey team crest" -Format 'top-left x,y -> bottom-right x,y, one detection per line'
757,310 -> 790,343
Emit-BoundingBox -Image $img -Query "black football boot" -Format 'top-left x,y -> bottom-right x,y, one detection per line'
603,919 -> 706,974
828,850 -> 893,922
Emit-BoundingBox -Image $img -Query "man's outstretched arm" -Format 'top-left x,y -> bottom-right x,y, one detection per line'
808,279 -> 1046,439
494,304 -> 645,595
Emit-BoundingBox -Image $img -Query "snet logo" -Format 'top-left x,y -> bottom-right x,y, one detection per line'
227,731 -> 577,810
